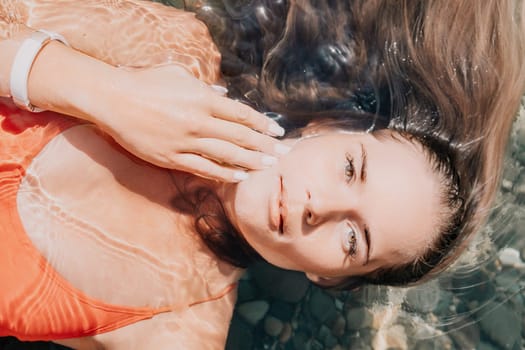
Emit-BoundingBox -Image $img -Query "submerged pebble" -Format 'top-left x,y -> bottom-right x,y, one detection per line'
309,288 -> 338,323
250,262 -> 310,303
498,247 -> 525,267
236,300 -> 269,326
264,315 -> 283,337
479,301 -> 521,349
346,306 -> 373,330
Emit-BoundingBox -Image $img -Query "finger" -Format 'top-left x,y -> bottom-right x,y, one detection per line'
172,153 -> 249,183
201,117 -> 291,157
209,84 -> 228,96
191,138 -> 279,170
209,94 -> 285,137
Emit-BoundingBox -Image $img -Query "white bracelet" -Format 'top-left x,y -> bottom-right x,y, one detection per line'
9,29 -> 70,113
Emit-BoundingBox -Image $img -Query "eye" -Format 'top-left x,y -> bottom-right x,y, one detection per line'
343,227 -> 358,257
345,154 -> 355,182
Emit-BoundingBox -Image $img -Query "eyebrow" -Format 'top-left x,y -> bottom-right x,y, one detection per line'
360,143 -> 367,182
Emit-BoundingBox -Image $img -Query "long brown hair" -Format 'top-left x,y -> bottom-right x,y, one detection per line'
374,0 -> 525,285
181,0 -> 525,286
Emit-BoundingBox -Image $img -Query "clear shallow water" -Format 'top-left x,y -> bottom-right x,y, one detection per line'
2,1 -> 524,349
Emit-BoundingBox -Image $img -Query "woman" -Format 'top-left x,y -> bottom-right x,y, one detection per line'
0,0 -> 523,349
0,90 -> 459,349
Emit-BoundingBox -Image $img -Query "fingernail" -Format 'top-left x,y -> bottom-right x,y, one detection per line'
233,171 -> 250,181
274,143 -> 291,155
262,155 -> 278,166
211,84 -> 228,95
268,123 -> 285,137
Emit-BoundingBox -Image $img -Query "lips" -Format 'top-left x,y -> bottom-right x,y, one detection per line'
270,174 -> 288,235
278,175 -> 288,235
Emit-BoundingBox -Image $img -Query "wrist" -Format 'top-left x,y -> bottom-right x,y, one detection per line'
10,30 -> 70,112
27,39 -> 121,126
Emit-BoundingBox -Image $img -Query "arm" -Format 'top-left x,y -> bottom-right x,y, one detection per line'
0,1 -> 287,181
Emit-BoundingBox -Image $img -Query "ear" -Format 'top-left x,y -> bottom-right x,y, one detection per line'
305,273 -> 347,287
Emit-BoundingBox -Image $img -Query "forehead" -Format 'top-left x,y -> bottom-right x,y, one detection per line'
357,133 -> 442,266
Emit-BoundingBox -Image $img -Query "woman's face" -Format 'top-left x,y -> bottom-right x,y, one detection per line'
220,128 -> 442,282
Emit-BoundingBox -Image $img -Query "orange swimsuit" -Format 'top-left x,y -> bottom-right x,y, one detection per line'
0,101 -> 234,341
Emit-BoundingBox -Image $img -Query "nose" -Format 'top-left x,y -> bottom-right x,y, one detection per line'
304,188 -> 357,226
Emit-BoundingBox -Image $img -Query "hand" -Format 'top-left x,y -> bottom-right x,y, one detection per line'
94,64 -> 289,182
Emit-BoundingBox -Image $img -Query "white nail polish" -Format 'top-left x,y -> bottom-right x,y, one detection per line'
262,155 -> 278,166
234,171 -> 249,181
274,143 -> 291,155
211,84 -> 228,95
268,123 -> 285,137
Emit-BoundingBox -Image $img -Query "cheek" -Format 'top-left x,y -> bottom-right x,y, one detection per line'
284,138 -> 345,176
284,234 -> 343,273
233,171 -> 271,218
232,180 -> 276,242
